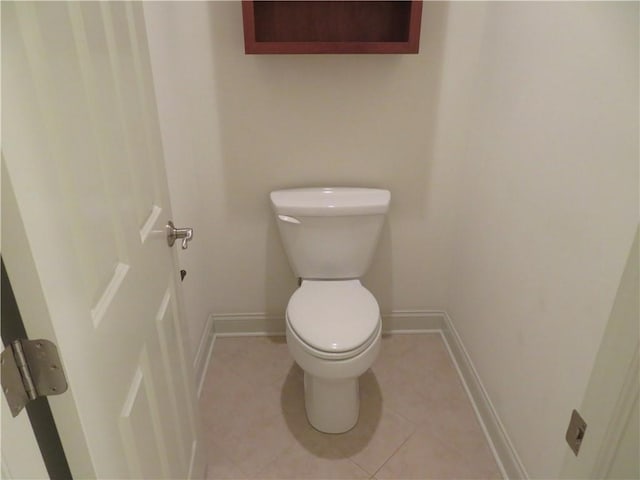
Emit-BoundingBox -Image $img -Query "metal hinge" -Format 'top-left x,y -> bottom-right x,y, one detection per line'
1,339 -> 68,417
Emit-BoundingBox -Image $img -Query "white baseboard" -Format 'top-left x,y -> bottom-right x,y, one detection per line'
381,309 -> 445,333
211,310 -> 445,336
441,312 -> 529,480
204,310 -> 527,479
212,313 -> 286,336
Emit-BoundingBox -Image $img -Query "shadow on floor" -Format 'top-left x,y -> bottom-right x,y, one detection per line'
280,364 -> 383,459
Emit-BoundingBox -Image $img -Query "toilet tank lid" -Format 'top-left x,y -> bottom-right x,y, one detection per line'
270,187 -> 390,216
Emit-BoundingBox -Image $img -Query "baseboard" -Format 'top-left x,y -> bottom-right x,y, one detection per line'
206,309 -> 527,479
211,310 -> 445,337
441,312 -> 529,480
212,313 -> 286,336
193,315 -> 216,398
381,309 -> 445,333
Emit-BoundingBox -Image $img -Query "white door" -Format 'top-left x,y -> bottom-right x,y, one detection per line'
2,2 -> 205,478
1,395 -> 48,479
560,229 -> 639,479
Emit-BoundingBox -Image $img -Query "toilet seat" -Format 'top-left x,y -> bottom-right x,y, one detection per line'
286,280 -> 380,360
287,317 -> 380,361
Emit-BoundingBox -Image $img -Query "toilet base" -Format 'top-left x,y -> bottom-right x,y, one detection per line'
285,314 -> 381,435
304,372 -> 359,434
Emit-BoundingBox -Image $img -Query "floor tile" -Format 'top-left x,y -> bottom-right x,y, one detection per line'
366,335 -> 471,425
376,387 -> 501,479
256,440 -> 369,479
222,336 -> 294,388
218,412 -> 297,477
340,402 -> 416,474
203,438 -> 247,480
375,421 -> 501,479
201,333 -> 503,480
208,336 -> 252,365
200,362 -> 295,449
364,361 -> 435,425
376,334 -> 423,364
277,385 -> 415,476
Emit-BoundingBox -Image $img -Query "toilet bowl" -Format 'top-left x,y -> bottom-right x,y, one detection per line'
286,280 -> 381,433
270,187 -> 390,434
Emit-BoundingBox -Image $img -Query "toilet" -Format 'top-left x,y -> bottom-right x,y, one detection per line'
270,187 -> 390,433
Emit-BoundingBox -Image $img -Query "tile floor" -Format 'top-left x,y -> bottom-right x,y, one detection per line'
200,333 -> 502,479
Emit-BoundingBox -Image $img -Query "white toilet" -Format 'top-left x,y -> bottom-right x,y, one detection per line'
270,187 -> 390,434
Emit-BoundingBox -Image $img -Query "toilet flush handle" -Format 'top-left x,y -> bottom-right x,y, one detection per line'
278,215 -> 301,225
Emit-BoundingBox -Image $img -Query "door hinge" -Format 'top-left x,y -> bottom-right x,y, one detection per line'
1,339 -> 68,417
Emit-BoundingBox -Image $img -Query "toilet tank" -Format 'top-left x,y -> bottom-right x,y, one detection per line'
270,187 -> 390,279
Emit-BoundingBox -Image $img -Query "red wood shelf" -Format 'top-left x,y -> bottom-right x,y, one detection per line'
242,1 -> 422,54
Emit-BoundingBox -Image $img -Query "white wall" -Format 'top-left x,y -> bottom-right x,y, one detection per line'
145,2 -> 638,477
144,1 -> 470,348
446,3 -> 639,477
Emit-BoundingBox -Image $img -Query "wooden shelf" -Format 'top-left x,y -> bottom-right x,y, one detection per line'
242,1 -> 422,54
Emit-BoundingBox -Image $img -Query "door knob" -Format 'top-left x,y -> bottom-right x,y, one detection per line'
166,221 -> 193,249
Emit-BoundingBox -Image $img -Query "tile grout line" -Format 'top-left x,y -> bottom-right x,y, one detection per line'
206,334 -> 501,480
345,457 -> 376,480
368,425 -> 419,479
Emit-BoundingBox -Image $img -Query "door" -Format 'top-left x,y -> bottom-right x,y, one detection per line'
2,256 -> 70,479
2,2 -> 205,478
560,229 -> 639,479
1,401 -> 47,480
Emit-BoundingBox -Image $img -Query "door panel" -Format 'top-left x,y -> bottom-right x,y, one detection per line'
2,2 -> 204,478
119,365 -> 165,480
560,229 -> 639,478
154,286 -> 192,472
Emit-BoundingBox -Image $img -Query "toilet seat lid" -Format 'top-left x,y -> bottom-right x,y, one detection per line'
287,280 -> 380,354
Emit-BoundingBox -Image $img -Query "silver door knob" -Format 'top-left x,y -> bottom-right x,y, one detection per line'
166,221 -> 193,249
